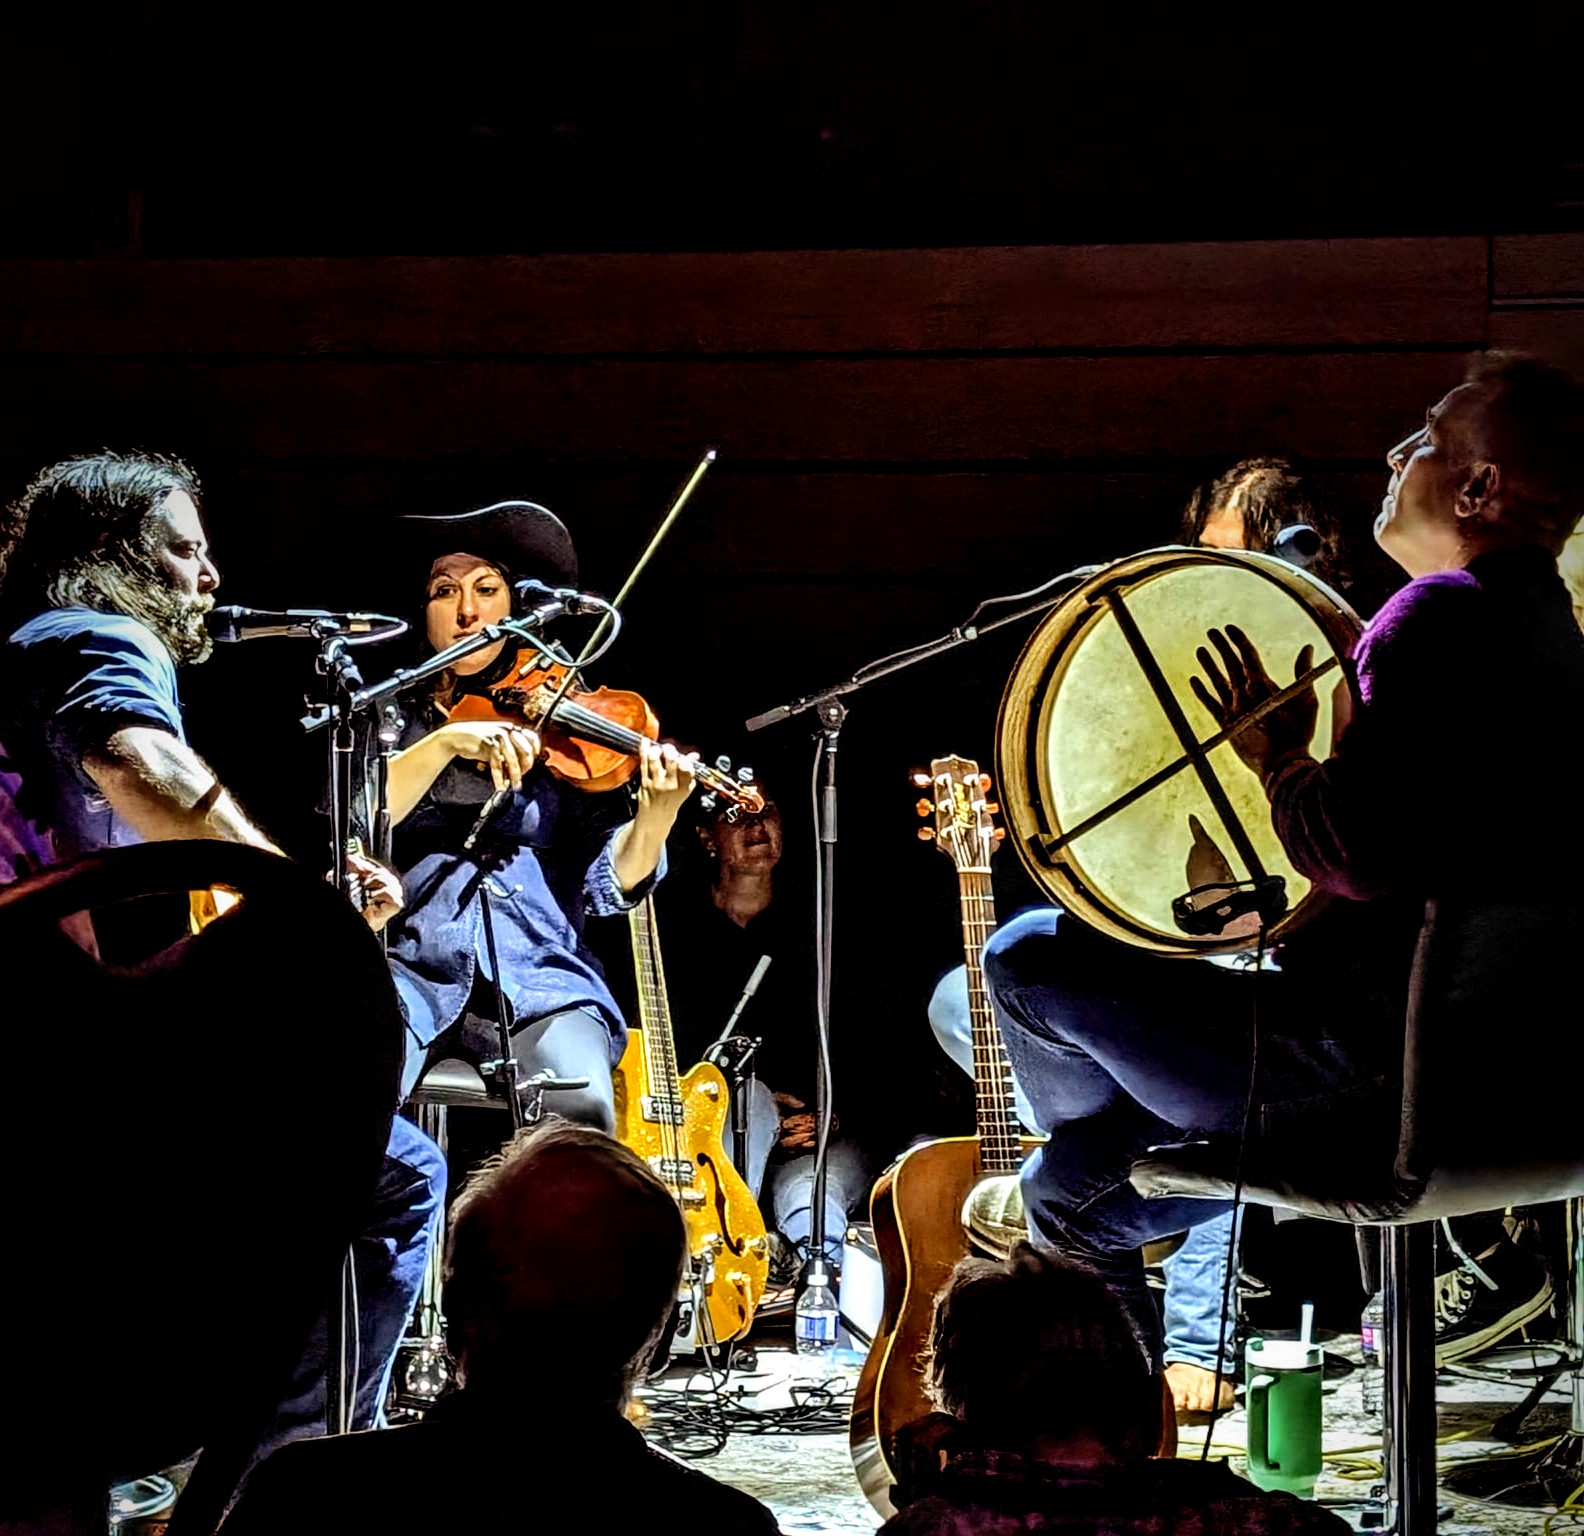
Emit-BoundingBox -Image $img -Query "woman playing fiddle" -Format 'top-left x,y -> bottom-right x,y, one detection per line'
380,501 -> 697,1130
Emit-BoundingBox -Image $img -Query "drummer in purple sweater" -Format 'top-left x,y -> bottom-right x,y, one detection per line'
984,353 -> 1584,1380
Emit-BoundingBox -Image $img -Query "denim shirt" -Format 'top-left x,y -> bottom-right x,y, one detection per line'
381,705 -> 663,1062
0,607 -> 185,880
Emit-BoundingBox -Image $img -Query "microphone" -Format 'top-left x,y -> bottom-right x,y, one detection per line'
513,578 -> 605,622
1271,525 -> 1323,570
1170,875 -> 1288,937
206,606 -> 407,643
710,954 -> 773,1053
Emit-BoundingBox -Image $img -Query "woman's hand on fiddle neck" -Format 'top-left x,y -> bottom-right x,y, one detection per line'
612,740 -> 699,892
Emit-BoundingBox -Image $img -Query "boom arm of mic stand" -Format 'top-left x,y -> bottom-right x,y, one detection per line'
301,620 -> 571,732
743,563 -> 1101,733
741,559 -> 1100,1283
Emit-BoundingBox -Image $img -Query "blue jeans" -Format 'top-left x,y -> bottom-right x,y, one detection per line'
258,1114 -> 446,1459
737,1078 -> 867,1267
928,957 -> 1239,1370
983,906 -> 1385,1365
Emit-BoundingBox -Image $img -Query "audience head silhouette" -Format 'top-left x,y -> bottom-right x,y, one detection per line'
926,1243 -> 1160,1464
443,1116 -> 687,1407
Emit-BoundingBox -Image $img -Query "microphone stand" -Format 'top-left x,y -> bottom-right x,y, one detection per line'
707,958 -> 771,1178
320,629 -> 365,908
461,791 -> 527,1134
306,617 -> 556,1432
743,561 -> 1104,1294
314,624 -> 368,1439
372,703 -> 406,875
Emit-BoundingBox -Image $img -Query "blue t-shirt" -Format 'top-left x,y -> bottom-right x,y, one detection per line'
0,606 -> 185,878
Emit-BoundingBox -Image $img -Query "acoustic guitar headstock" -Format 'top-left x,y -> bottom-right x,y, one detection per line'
911,755 -> 1005,874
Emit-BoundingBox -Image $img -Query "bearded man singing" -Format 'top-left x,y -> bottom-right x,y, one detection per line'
0,450 -> 444,1459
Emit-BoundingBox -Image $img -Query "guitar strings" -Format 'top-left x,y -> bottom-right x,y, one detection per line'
959,865 -> 1020,1169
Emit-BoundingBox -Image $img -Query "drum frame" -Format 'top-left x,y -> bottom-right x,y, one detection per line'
995,546 -> 1362,956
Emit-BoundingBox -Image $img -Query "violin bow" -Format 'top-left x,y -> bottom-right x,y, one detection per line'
532,446 -> 718,735
463,447 -> 719,842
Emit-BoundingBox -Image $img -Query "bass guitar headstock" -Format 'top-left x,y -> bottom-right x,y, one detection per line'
912,755 -> 1005,874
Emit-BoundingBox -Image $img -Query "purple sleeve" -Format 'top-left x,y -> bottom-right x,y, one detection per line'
1270,573 -> 1478,900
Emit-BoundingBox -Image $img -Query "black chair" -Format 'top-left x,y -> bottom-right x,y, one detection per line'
0,841 -> 406,1534
1131,897 -> 1584,1536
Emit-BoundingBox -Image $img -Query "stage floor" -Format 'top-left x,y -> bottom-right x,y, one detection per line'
638,1328 -> 1583,1534
115,1327 -> 1578,1532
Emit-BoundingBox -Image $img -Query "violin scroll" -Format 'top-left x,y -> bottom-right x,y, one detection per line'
448,650 -> 764,815
697,755 -> 764,820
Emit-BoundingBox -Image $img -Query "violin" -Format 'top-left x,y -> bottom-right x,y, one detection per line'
447,651 -> 765,816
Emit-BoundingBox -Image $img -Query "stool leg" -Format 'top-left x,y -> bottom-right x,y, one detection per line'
1441,1195 -> 1584,1508
1384,1221 -> 1438,1535
411,1103 -> 449,1342
386,1103 -> 454,1415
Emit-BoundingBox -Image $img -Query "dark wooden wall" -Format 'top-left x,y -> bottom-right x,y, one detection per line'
3,235 -> 1582,1142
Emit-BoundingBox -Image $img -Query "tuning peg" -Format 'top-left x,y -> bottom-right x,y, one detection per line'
699,792 -> 718,812
916,799 -> 933,817
993,827 -> 1006,841
985,801 -> 1000,815
715,755 -> 732,772
978,773 -> 993,791
736,765 -> 755,783
917,827 -> 935,841
909,768 -> 931,788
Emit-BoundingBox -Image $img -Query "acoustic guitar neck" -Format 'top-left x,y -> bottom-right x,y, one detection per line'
920,754 -> 1022,1174
957,863 -> 1022,1176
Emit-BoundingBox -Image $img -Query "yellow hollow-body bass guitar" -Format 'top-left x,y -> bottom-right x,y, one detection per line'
613,894 -> 769,1350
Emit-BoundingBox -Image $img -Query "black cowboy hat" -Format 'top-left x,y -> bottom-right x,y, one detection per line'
400,500 -> 578,587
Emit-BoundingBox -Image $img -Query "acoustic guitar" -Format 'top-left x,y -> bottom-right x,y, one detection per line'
849,755 -> 1042,1514
613,893 -> 770,1350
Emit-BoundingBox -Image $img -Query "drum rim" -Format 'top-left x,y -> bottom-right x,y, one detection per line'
994,545 -> 1363,956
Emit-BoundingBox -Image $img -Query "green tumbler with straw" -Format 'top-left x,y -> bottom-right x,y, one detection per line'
1244,1334 -> 1324,1498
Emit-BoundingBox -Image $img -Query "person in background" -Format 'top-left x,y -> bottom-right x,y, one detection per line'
659,791 -> 868,1275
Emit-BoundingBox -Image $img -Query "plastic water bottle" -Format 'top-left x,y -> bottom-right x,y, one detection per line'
794,1258 -> 840,1361
1360,1288 -> 1386,1418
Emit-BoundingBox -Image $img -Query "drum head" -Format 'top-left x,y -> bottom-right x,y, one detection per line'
995,547 -> 1362,955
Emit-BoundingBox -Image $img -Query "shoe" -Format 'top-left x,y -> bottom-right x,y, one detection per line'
1434,1235 -> 1555,1366
765,1230 -> 801,1289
